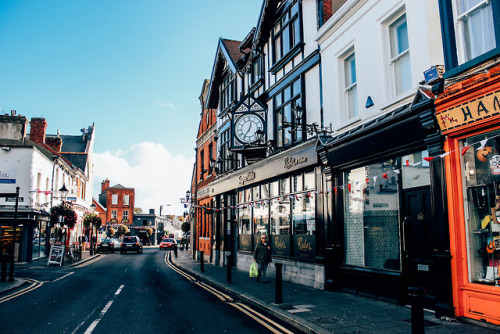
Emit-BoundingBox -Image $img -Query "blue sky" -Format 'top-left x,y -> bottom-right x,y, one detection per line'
0,0 -> 263,214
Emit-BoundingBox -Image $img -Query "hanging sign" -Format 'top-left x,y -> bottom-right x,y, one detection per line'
47,245 -> 65,266
436,89 -> 500,133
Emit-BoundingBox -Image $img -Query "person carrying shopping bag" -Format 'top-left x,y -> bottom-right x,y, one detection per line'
253,234 -> 272,282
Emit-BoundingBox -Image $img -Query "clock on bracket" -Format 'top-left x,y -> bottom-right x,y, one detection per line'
234,114 -> 264,144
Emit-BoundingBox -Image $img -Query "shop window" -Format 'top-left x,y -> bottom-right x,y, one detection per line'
238,204 -> 252,252
261,183 -> 270,199
292,193 -> 315,236
389,13 -> 412,96
461,130 -> 500,285
271,197 -> 291,235
401,151 -> 431,189
254,201 -> 269,236
270,180 -> 279,197
304,170 -> 315,190
280,177 -> 290,195
32,224 -> 40,260
344,160 -> 401,271
293,174 -> 303,193
253,186 -> 260,201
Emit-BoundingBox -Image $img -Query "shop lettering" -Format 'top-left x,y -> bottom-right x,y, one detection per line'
274,237 -> 286,250
284,156 -> 308,170
239,171 -> 255,185
297,237 -> 312,251
438,89 -> 500,132
0,172 -> 10,177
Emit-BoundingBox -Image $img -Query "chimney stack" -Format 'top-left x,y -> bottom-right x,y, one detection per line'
30,118 -> 47,144
101,179 -> 110,193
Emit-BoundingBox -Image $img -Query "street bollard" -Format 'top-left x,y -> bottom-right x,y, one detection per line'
200,251 -> 204,272
173,244 -> 178,258
226,254 -> 232,283
1,252 -> 7,282
408,287 -> 425,334
275,263 -> 283,304
8,243 -> 15,282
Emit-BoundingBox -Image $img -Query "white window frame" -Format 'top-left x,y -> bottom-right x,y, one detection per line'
343,50 -> 358,121
112,194 -> 118,205
124,195 -> 129,206
452,0 -> 496,64
111,210 -> 117,219
388,12 -> 411,97
123,210 -> 129,220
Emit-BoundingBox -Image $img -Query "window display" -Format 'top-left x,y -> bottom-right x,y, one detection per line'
462,130 -> 500,285
344,160 -> 401,271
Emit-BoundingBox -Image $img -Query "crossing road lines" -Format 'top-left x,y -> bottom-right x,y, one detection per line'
0,278 -> 43,304
165,252 -> 295,334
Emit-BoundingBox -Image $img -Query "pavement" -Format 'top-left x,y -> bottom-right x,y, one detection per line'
170,249 -> 500,334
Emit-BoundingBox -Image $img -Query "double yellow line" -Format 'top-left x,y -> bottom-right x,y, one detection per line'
0,278 -> 43,304
165,253 -> 294,334
72,254 -> 104,268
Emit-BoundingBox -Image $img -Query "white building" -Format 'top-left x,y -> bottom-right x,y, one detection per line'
0,112 -> 95,261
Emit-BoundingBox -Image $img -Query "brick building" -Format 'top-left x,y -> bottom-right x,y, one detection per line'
98,179 -> 135,226
195,79 -> 217,261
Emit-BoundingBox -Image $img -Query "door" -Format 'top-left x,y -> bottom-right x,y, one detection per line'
401,187 -> 435,308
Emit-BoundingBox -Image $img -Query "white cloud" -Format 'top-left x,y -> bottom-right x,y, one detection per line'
93,142 -> 194,215
154,100 -> 176,110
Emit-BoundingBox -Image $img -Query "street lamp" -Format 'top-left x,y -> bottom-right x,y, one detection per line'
59,184 -> 69,201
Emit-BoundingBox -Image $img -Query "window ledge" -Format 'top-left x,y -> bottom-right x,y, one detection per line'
269,43 -> 304,75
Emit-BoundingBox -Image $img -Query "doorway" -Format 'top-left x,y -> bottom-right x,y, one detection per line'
401,186 -> 436,308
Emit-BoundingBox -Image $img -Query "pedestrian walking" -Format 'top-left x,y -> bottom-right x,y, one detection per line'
253,234 -> 272,283
82,234 -> 88,251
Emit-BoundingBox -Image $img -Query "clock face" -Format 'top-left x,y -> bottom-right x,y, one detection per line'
234,114 -> 264,144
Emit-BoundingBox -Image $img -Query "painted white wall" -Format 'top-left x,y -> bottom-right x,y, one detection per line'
316,0 -> 444,134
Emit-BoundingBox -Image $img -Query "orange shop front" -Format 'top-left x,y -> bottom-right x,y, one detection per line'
435,64 -> 500,325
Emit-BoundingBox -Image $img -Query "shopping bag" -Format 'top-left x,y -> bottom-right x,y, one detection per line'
249,261 -> 258,277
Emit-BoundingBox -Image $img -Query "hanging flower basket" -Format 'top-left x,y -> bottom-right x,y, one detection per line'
50,204 -> 78,229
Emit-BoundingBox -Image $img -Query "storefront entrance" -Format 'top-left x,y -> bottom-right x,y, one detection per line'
401,187 -> 435,308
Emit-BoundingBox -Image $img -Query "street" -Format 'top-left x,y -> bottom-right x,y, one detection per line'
0,249 -> 294,334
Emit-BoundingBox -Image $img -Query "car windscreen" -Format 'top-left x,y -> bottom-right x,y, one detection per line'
123,237 -> 135,242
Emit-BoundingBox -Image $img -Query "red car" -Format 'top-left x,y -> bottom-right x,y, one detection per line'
159,238 -> 176,250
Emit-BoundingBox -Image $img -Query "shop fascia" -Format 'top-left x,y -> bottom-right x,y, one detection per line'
210,139 -> 318,196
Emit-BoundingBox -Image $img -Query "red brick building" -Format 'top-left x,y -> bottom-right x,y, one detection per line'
195,80 -> 217,261
98,179 -> 135,226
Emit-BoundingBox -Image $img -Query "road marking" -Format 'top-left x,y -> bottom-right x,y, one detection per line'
73,255 -> 104,268
166,254 -> 294,334
0,278 -> 43,304
81,285 -> 123,334
53,272 -> 74,282
287,304 -> 316,313
229,302 -> 294,334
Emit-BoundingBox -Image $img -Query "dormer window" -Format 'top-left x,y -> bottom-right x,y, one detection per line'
272,2 -> 301,65
220,73 -> 236,111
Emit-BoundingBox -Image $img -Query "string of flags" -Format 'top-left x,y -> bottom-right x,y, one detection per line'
189,134 -> 500,212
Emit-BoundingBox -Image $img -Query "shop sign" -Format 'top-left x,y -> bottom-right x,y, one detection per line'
239,171 -> 255,185
272,235 -> 290,257
47,245 -> 64,266
292,235 -> 315,259
197,186 -> 211,198
284,156 -> 308,170
437,89 -> 500,133
239,234 -> 252,252
5,197 -> 23,202
0,167 -> 16,184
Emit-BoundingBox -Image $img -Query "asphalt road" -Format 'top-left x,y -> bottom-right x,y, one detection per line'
0,248 -> 291,334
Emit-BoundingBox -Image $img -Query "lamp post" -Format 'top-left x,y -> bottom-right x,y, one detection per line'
90,203 -> 96,255
58,184 -> 69,245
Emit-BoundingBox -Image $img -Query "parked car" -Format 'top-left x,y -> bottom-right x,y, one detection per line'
159,238 -> 176,250
110,238 -> 121,250
96,238 -> 115,253
120,236 -> 143,254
